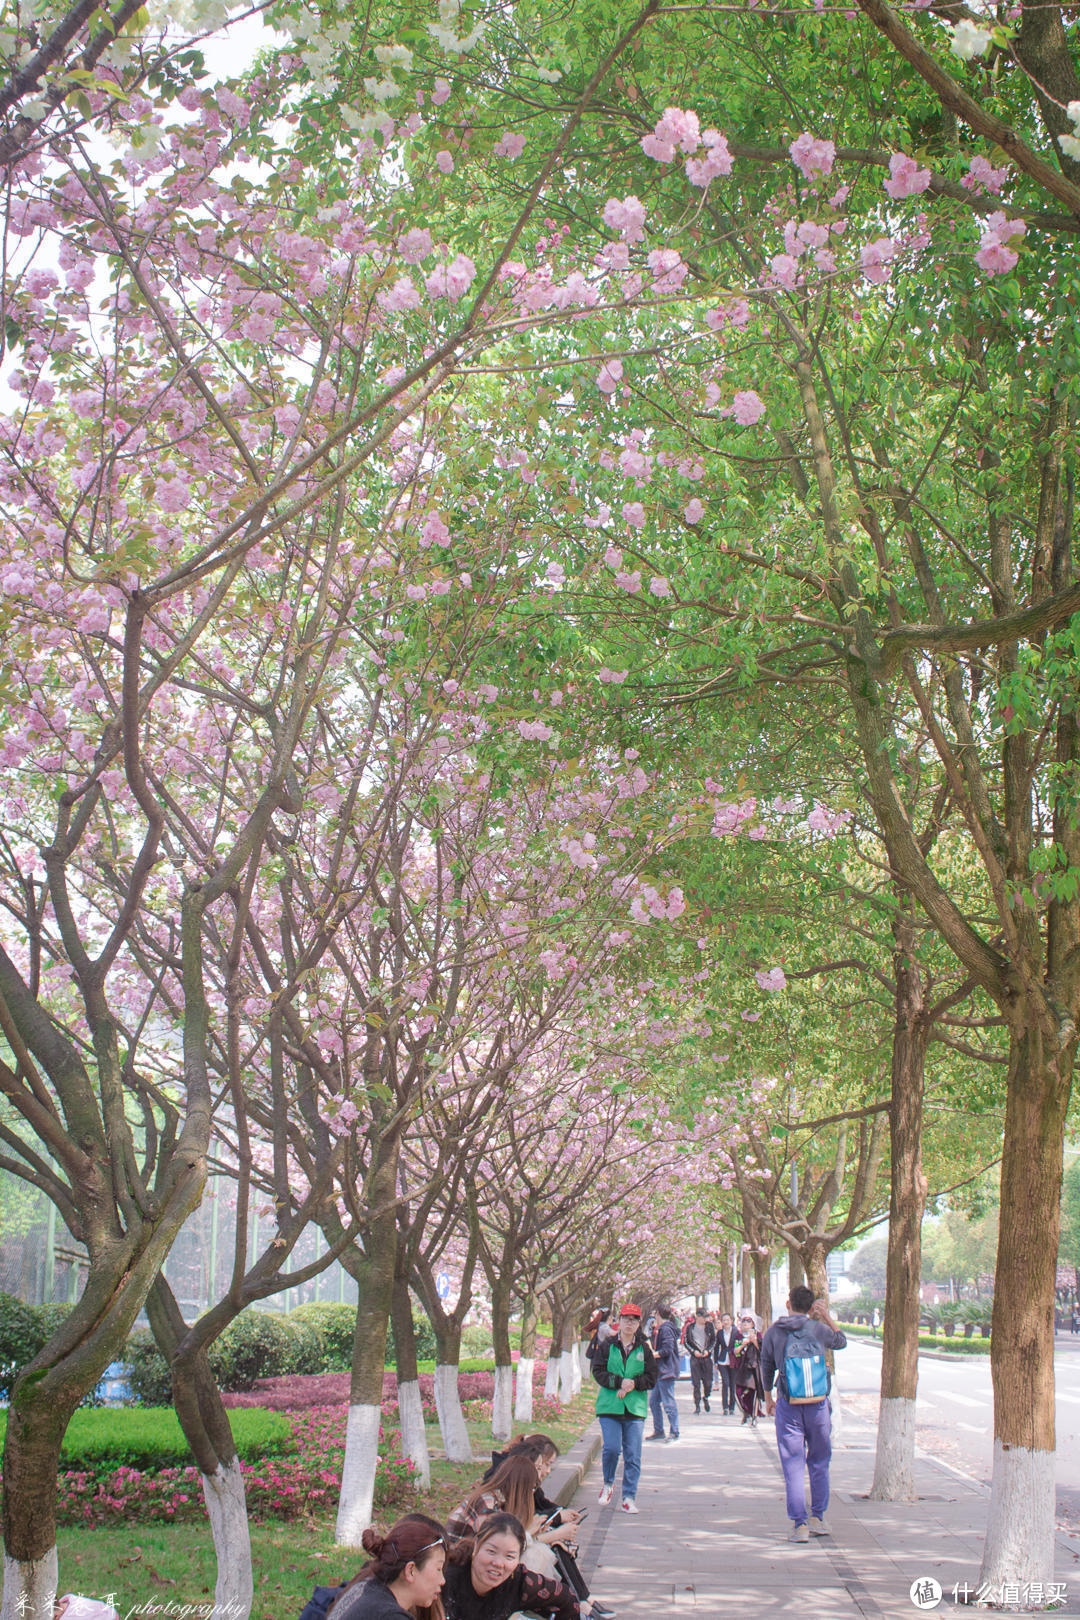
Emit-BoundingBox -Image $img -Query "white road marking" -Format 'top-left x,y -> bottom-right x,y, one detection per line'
1054,1393 -> 1080,1405
941,1393 -> 987,1408
955,1421 -> 987,1434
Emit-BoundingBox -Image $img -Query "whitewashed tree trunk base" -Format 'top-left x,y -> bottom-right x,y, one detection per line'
571,1344 -> 584,1395
2,1548 -> 59,1620
869,1397 -> 917,1501
543,1355 -> 560,1399
335,1403 -> 381,1546
515,1356 -> 535,1421
398,1378 -> 431,1488
979,1441 -> 1055,1594
559,1349 -> 575,1405
201,1457 -> 254,1620
492,1364 -> 514,1440
435,1363 -> 473,1462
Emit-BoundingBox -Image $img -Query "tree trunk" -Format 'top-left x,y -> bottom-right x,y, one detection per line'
390,1271 -> 430,1489
739,1251 -> 753,1311
871,916 -> 928,1503
716,1265 -> 733,1319
336,1131 -> 400,1547
802,1241 -> 830,1302
432,1321 -> 472,1463
147,1278 -> 254,1619
788,1247 -> 805,1292
559,1314 -> 578,1404
752,1250 -> 773,1328
1,1174 -> 205,1620
979,1020 -> 1074,1593
515,1291 -> 538,1422
544,1297 -> 563,1398
490,1274 -> 514,1442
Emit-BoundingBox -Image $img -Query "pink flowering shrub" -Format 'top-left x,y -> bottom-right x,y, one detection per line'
53,1408 -> 415,1526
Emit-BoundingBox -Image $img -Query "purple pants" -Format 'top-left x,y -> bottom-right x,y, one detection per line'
774,1395 -> 832,1524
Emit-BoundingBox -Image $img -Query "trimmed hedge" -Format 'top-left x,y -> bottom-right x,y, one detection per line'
0,1294 -> 75,1402
843,1322 -> 990,1353
0,1406 -> 292,1474
125,1310 -> 328,1403
288,1303 -> 356,1370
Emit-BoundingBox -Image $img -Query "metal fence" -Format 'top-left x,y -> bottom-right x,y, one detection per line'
0,1170 -> 358,1317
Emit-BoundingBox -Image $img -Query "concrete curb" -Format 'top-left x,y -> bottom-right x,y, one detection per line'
549,1418 -> 602,1507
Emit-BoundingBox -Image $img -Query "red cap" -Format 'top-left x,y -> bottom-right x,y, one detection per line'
618,1302 -> 642,1318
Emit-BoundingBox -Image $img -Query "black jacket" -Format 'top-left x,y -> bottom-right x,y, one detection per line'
682,1319 -> 715,1358
443,1560 -> 579,1620
328,1580 -> 414,1620
713,1326 -> 741,1367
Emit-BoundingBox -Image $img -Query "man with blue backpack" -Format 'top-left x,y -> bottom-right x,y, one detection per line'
760,1285 -> 847,1544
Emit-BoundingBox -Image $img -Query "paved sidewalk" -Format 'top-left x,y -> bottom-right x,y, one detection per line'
566,1400 -> 1080,1617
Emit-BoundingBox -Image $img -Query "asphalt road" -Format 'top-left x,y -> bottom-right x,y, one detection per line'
838,1333 -> 1080,1532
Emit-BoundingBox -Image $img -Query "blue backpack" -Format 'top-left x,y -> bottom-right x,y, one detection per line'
297,1586 -> 347,1620
782,1321 -> 829,1403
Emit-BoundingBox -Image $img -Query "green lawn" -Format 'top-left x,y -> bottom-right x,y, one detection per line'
23,1394 -> 597,1620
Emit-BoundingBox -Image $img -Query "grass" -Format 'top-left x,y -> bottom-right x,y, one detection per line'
18,1392 -> 597,1620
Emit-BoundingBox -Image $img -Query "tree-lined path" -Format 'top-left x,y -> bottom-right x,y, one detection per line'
566,1406 -> 1080,1617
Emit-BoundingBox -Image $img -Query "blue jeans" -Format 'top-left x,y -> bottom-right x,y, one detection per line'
599,1414 -> 645,1501
649,1375 -> 679,1437
774,1395 -> 833,1523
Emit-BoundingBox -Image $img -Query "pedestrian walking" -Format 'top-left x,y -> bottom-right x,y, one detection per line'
760,1284 -> 848,1543
591,1301 -> 658,1514
713,1313 -> 740,1415
646,1305 -> 681,1441
683,1307 -> 715,1413
732,1313 -> 765,1426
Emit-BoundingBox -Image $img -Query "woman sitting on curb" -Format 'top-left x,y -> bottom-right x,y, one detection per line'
328,1513 -> 448,1620
442,1513 -> 579,1620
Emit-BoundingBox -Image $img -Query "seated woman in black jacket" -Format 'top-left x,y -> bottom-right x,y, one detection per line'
328,1514 -> 447,1620
442,1513 -> 579,1620
481,1437 -> 612,1620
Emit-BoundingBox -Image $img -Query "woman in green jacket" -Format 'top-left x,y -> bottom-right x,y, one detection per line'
591,1303 -> 659,1514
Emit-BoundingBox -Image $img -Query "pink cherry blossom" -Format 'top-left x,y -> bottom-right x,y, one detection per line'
769,253 -> 800,290
422,512 -> 451,547
602,195 -> 647,244
435,150 -> 454,174
860,237 -> 896,283
684,498 -> 705,524
378,276 -> 421,312
686,131 -> 733,187
649,577 -> 672,598
494,131 -> 526,159
431,78 -> 452,105
755,968 -> 787,992
789,132 -> 836,179
963,155 -> 1007,195
730,390 -> 765,426
597,359 -> 624,394
424,253 -> 476,300
883,152 -> 932,199
615,570 -> 642,593
157,478 -> 191,512
517,719 -> 553,741
622,501 -> 646,529
399,227 -> 433,263
974,212 -> 1026,275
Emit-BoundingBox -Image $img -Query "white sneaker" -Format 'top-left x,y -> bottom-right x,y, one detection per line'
809,1516 -> 830,1536
621,1499 -> 639,1514
598,1484 -> 613,1506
